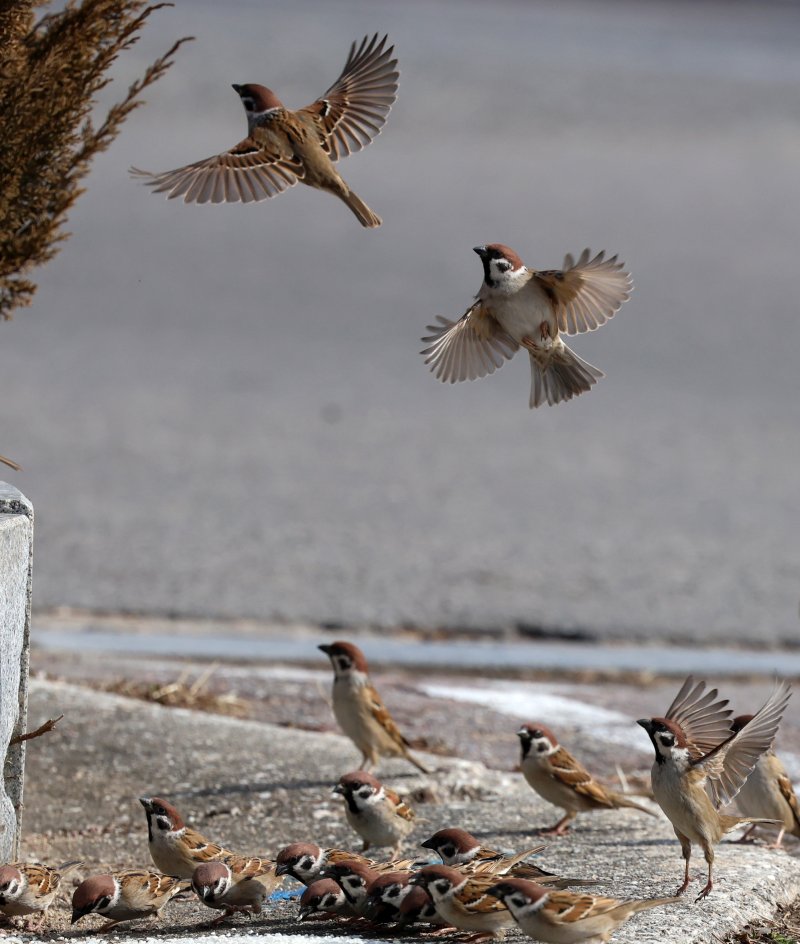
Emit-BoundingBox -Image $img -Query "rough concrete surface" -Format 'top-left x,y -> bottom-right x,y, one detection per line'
7,678 -> 800,942
0,484 -> 33,860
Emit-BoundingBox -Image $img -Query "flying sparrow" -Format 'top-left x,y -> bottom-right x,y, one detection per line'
517,723 -> 654,834
638,676 -> 792,900
192,856 -> 282,924
298,878 -> 356,920
488,877 -> 680,943
334,770 -> 416,857
422,245 -> 632,407
728,713 -> 800,847
131,34 -> 397,227
139,795 -> 237,878
409,864 -> 515,940
71,869 -> 188,931
420,827 -> 593,887
319,640 -> 429,773
0,861 -> 82,931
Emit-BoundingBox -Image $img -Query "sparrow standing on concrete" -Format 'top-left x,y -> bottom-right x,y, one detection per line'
333,770 -> 416,857
488,877 -> 680,943
71,869 -> 187,931
638,677 -> 791,900
422,245 -> 632,406
517,723 -> 654,834
139,796 -> 237,878
729,713 -> 800,847
409,865 -> 515,939
131,34 -> 398,226
192,856 -> 282,924
0,861 -> 81,931
319,640 -> 429,773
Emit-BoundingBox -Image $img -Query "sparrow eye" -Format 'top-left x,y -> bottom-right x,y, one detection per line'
531,729 -> 543,738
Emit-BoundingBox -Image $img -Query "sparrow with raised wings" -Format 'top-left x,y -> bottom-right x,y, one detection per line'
139,796 -> 237,878
319,640 -> 429,773
420,828 -> 593,887
422,245 -> 632,407
729,713 -> 800,848
71,870 -> 187,931
488,877 -> 680,943
0,861 -> 82,931
333,770 -> 416,858
192,856 -> 282,924
638,676 -> 792,900
517,723 -> 654,835
131,34 -> 398,226
409,865 -> 514,940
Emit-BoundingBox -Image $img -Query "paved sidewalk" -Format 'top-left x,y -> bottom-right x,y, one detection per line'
6,679 -> 800,942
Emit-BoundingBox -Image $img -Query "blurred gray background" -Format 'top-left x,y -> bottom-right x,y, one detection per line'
2,0 -> 799,643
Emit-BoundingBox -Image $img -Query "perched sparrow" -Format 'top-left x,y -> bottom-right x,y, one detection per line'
0,861 -> 81,931
489,877 -> 680,943
397,885 -> 448,929
298,878 -> 356,920
323,859 -> 380,917
638,676 -> 791,900
275,842 -> 375,885
409,865 -> 514,939
363,871 -> 413,922
0,454 -> 21,471
139,796 -> 237,878
728,713 -> 800,847
319,640 -> 429,773
192,856 -> 282,924
420,827 -> 593,887
71,869 -> 187,931
333,770 -> 416,857
131,34 -> 397,227
517,723 -> 654,834
422,245 -> 632,407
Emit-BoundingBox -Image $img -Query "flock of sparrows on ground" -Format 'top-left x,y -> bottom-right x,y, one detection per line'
0,31 -> 794,943
1,641 -> 797,942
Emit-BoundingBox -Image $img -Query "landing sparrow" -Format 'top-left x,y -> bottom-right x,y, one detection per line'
422,245 -> 632,407
0,861 -> 82,931
420,827 -> 593,887
489,877 -> 680,943
71,869 -> 187,931
139,795 -> 237,878
334,770 -> 416,857
298,878 -> 355,920
517,723 -> 654,834
319,640 -> 429,773
638,676 -> 792,899
409,864 -> 514,939
131,34 -> 397,227
728,713 -> 800,847
192,856 -> 282,924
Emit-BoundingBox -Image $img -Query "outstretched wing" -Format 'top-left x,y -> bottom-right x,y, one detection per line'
697,681 -> 792,808
665,676 -> 733,758
421,302 -> 519,383
531,249 -> 632,336
301,34 -> 398,161
130,138 -> 303,204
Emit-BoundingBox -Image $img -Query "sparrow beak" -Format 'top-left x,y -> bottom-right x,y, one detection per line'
298,906 -> 312,921
473,246 -> 488,258
637,719 -> 655,734
318,644 -> 332,655
274,863 -> 289,877
419,838 -> 435,850
408,874 -> 422,887
332,783 -> 345,795
138,796 -> 152,810
71,906 -> 92,924
231,83 -> 243,94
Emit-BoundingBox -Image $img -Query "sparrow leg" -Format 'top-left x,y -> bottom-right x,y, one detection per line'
675,831 -> 692,896
25,914 -> 48,933
732,823 -> 758,844
539,811 -> 576,836
694,844 -> 714,902
771,827 -> 786,849
99,919 -> 124,932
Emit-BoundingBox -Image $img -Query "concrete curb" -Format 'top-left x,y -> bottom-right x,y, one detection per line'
0,483 -> 33,861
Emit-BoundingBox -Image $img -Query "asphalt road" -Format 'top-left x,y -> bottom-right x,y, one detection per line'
2,0 -> 799,643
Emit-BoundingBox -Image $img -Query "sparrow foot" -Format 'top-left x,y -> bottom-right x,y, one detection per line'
694,880 -> 712,902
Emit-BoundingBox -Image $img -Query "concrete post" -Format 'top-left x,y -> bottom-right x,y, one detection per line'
0,483 -> 33,860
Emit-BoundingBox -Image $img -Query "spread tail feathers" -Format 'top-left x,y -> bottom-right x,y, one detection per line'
339,189 -> 381,228
529,343 -> 603,408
